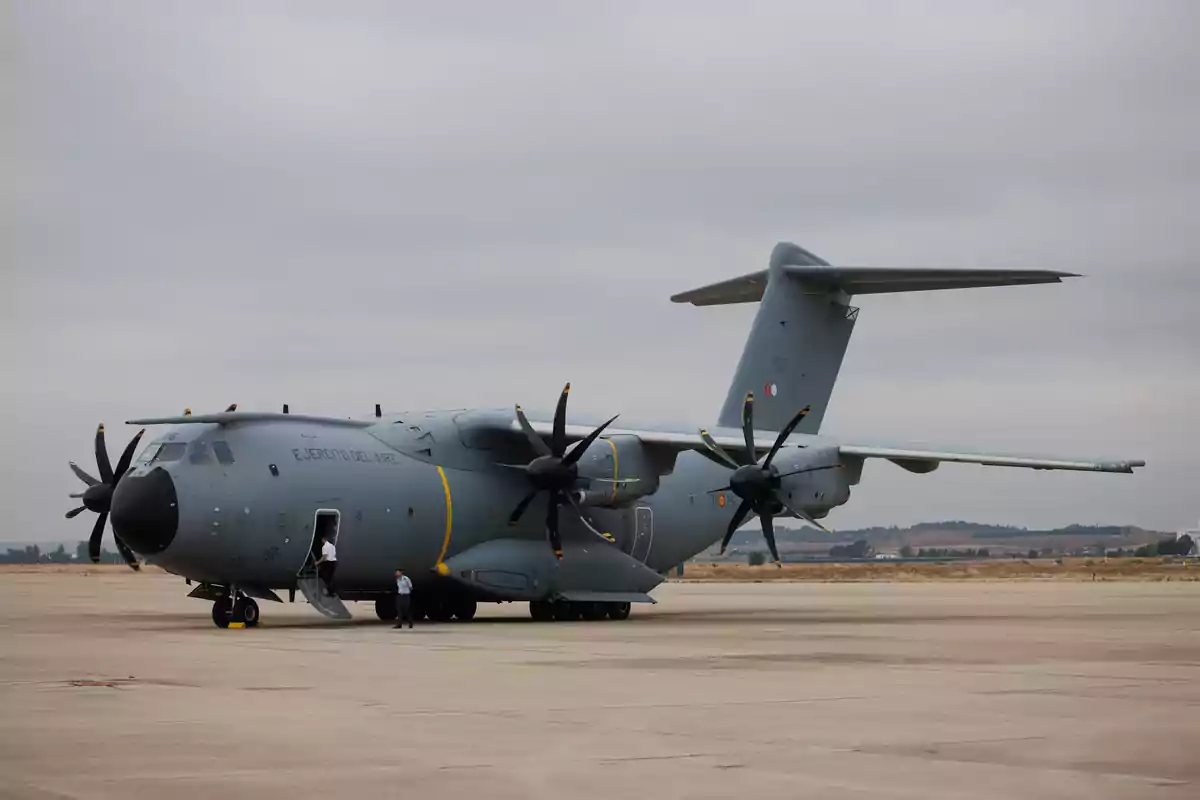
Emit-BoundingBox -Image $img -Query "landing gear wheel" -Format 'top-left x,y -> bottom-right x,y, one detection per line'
375,597 -> 398,622
237,597 -> 260,628
606,601 -> 631,621
552,601 -> 581,622
580,601 -> 606,621
529,601 -> 554,622
427,598 -> 454,623
211,599 -> 233,629
451,598 -> 477,621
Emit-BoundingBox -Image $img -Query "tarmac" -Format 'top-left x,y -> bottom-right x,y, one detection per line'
1,571 -> 1198,799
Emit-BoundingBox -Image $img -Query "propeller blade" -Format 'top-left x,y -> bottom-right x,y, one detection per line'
88,512 -> 107,563
113,429 -> 146,482
69,492 -> 85,499
508,489 -> 539,525
552,383 -> 570,457
740,393 -> 756,465
564,491 -> 612,543
546,494 -> 562,560
720,499 -> 753,554
760,514 -> 782,566
69,462 -> 99,487
563,413 -> 619,466
706,485 -> 732,494
776,496 -> 829,533
514,405 -> 552,457
698,429 -> 740,469
763,405 -> 812,468
65,506 -> 87,519
112,533 -> 140,571
94,424 -> 114,484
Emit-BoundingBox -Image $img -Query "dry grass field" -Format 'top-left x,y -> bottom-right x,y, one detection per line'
681,557 -> 1199,582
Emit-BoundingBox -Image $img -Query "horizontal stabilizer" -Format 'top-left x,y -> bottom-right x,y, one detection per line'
671,243 -> 1079,306
671,266 -> 1079,305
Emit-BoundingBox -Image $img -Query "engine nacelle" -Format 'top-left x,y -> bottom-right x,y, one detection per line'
571,434 -> 661,507
772,445 -> 852,511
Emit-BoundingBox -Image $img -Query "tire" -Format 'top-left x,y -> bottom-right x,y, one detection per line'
552,601 -> 581,622
580,602 -> 606,621
211,599 -> 232,629
452,598 -> 477,621
529,601 -> 554,621
238,598 -> 260,628
606,601 -> 631,621
427,598 -> 454,622
375,597 -> 398,621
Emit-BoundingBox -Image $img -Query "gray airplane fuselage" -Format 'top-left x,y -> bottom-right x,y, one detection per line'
119,411 -> 839,592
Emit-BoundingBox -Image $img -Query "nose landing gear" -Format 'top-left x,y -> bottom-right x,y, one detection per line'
211,595 -> 260,629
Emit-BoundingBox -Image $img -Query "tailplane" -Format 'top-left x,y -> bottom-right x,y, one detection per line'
671,242 -> 1077,433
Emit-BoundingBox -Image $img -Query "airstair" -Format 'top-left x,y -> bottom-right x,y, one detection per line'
296,566 -> 352,620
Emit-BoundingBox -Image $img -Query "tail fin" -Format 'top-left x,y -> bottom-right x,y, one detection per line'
671,242 -> 1077,433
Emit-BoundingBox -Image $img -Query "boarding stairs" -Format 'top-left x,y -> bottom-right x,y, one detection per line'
296,564 -> 352,620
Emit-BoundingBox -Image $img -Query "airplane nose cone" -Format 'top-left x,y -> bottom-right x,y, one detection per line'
111,467 -> 179,555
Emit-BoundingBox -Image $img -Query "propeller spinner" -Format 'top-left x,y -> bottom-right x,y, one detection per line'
699,393 -> 840,566
507,383 -> 619,560
65,424 -> 146,570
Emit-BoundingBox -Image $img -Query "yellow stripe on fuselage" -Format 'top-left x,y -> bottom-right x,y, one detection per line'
605,438 -> 619,504
436,465 -> 453,564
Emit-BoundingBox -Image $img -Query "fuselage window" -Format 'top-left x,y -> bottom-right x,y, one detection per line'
212,441 -> 235,465
151,442 -> 187,463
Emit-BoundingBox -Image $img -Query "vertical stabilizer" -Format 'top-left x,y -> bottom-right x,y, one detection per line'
670,242 -> 1076,433
671,243 -> 857,433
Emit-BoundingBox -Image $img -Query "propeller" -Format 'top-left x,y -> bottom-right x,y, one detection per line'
65,423 -> 146,570
507,383 -> 619,560
699,392 -> 840,566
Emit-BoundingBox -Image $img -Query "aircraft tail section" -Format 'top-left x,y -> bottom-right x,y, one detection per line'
671,242 -> 1077,433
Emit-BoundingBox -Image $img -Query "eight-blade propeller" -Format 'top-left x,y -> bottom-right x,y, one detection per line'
507,383 -> 619,560
65,423 -> 146,570
699,392 -> 840,566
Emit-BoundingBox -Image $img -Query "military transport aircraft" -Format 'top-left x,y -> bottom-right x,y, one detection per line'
65,243 -> 1145,628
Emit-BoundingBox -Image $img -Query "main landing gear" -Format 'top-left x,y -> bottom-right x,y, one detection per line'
528,600 -> 631,622
211,595 -> 260,629
373,594 -> 478,623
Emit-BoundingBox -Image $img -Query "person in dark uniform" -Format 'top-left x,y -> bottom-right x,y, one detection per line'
393,568 -> 414,629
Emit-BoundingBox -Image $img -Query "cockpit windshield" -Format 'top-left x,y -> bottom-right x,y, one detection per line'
139,442 -> 187,464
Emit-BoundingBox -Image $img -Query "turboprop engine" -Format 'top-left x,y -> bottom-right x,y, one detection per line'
770,445 -> 851,511
569,434 -> 662,507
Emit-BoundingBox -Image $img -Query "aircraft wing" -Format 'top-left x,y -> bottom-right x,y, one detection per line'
511,419 -> 1145,474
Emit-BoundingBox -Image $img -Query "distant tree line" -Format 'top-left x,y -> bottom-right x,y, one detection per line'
0,542 -> 125,565
898,545 -> 991,559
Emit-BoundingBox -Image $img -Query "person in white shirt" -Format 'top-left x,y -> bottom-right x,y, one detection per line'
315,535 -> 338,597
393,568 -> 414,629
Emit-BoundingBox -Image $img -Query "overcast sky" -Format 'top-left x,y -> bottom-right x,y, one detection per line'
6,0 -> 1198,545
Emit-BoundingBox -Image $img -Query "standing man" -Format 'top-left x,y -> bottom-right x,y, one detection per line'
394,568 -> 414,629
315,534 -> 337,597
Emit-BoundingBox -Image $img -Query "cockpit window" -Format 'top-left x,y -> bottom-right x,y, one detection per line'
212,441 -> 235,465
150,442 -> 187,463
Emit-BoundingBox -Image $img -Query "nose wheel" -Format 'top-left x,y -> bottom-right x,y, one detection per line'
211,596 -> 260,628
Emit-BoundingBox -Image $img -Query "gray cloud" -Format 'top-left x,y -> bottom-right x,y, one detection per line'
7,0 -> 1199,544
